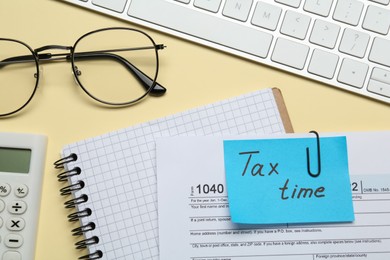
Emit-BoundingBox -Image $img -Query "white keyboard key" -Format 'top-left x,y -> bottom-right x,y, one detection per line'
275,0 -> 301,8
369,67 -> 390,97
371,67 -> 390,84
280,10 -> 311,39
175,0 -> 191,3
271,38 -> 309,69
339,28 -> 370,58
369,67 -> 390,98
308,49 -> 339,79
223,0 -> 253,22
251,2 -> 282,31
309,19 -> 340,49
362,5 -> 390,35
338,58 -> 368,88
333,0 -> 363,26
194,0 -> 222,13
369,0 -> 390,5
128,0 -> 273,58
369,37 -> 390,68
304,0 -> 334,17
368,80 -> 390,98
92,0 -> 127,13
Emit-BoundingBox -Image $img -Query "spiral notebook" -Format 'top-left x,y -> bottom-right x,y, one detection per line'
54,88 -> 293,260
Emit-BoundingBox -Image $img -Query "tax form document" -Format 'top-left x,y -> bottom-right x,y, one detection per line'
156,132 -> 390,260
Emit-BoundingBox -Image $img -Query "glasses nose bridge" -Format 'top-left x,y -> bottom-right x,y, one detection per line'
34,45 -> 74,64
33,45 -> 75,76
30,45 -> 76,87
34,45 -> 73,54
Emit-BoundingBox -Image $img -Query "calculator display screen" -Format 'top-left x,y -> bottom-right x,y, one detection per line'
0,147 -> 31,174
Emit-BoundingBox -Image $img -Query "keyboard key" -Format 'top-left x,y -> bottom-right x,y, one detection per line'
271,38 -> 309,69
368,79 -> 390,98
275,0 -> 301,8
369,67 -> 390,97
175,0 -> 191,3
92,0 -> 127,13
368,67 -> 390,98
339,28 -> 370,58
251,2 -> 282,31
304,0 -> 334,17
369,0 -> 390,5
362,5 -> 390,35
194,0 -> 221,13
309,19 -> 340,49
371,67 -> 390,85
308,49 -> 339,79
128,0 -> 273,58
333,0 -> 363,26
369,37 -> 390,68
280,10 -> 311,40
337,58 -> 368,88
223,0 -> 253,22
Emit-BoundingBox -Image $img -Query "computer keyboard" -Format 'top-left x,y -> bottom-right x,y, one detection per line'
59,0 -> 390,104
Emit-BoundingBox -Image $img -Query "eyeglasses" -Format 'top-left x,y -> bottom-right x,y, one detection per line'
0,27 -> 166,117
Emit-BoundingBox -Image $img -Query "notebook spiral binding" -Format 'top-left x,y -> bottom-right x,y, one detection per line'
54,153 -> 103,260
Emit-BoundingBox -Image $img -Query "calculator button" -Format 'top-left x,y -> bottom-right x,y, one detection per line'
2,251 -> 21,260
0,183 -> 11,197
7,201 -> 27,215
0,217 -> 3,228
0,199 -> 5,212
4,234 -> 23,248
6,218 -> 25,231
14,184 -> 28,198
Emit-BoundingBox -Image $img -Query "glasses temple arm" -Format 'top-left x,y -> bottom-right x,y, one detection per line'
71,52 -> 166,96
0,54 -> 40,67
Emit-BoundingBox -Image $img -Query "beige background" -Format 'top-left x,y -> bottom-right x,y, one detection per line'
1,1 -> 390,259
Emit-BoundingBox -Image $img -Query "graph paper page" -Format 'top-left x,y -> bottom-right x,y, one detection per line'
61,88 -> 289,259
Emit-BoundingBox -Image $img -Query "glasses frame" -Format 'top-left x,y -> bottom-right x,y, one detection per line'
0,38 -> 40,117
0,27 -> 166,117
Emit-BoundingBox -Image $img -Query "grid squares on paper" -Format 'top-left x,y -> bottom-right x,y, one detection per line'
62,88 -> 286,260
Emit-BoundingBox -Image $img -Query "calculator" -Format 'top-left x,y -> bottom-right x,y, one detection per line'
0,132 -> 47,260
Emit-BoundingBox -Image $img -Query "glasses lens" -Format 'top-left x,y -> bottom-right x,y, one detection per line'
72,28 -> 159,105
0,39 -> 38,116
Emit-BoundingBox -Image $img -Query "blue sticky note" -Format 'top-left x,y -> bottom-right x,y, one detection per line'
223,136 -> 354,224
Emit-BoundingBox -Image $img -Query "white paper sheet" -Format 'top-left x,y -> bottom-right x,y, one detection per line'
156,132 -> 390,260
